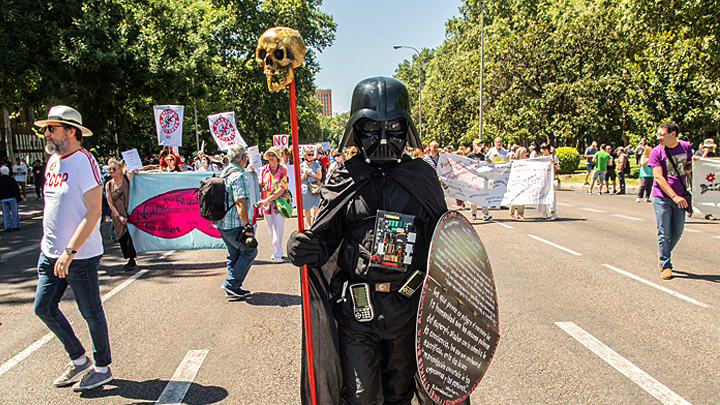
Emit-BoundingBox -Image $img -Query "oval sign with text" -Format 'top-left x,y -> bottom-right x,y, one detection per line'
416,210 -> 499,404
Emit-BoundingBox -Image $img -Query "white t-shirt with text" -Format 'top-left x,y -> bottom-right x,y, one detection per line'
42,148 -> 104,259
12,163 -> 27,182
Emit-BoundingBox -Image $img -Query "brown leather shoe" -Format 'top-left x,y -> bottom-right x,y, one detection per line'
661,268 -> 672,280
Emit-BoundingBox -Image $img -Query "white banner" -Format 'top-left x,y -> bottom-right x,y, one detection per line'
208,111 -> 245,150
692,158 -> 720,216
436,154 -> 554,206
273,134 -> 289,148
247,145 -> 263,173
154,105 -> 184,146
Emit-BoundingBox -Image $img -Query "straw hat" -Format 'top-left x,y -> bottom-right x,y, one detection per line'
702,138 -> 716,148
34,105 -> 92,136
263,146 -> 282,160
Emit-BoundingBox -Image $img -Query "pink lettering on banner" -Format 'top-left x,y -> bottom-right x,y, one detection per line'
127,188 -> 221,239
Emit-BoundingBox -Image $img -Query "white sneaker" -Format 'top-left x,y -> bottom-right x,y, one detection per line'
274,256 -> 284,263
645,198 -> 651,202
470,214 -> 476,220
541,212 -> 548,220
636,198 -> 641,202
550,213 -> 559,220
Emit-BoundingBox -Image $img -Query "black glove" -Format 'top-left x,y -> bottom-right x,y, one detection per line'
287,230 -> 321,267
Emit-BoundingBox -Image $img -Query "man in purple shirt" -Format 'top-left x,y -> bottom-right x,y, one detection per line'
648,121 -> 693,280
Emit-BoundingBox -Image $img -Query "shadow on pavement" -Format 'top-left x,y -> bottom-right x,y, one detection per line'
669,270 -> 720,283
79,378 -> 228,404
244,292 -> 301,307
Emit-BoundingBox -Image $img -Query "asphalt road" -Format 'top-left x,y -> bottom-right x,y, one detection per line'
0,188 -> 718,404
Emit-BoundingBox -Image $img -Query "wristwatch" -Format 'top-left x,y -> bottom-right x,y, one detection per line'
65,247 -> 77,256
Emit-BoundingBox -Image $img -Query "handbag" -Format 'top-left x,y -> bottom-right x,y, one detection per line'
308,180 -> 321,195
664,146 -> 693,215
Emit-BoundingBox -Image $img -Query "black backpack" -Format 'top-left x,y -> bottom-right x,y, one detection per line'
198,168 -> 239,221
622,155 -> 631,174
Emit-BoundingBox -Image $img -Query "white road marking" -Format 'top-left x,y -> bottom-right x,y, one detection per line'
556,202 -> 574,207
603,264 -> 709,308
581,208 -> 605,213
612,214 -> 644,221
714,235 -> 720,240
158,250 -> 176,260
2,245 -> 39,260
155,350 -> 209,405
0,269 -> 149,378
496,222 -> 514,229
683,228 -> 702,233
556,322 -> 692,405
528,235 -> 582,256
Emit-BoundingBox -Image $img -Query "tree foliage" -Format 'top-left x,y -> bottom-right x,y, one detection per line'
394,0 -> 719,150
0,0 -> 336,157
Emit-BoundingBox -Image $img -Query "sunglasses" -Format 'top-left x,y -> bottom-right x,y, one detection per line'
44,124 -> 65,133
108,167 -> 117,171
166,158 -> 175,162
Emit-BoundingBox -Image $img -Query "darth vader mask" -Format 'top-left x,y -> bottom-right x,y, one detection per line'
354,118 -> 408,162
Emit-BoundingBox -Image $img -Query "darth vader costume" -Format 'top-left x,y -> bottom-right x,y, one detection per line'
288,77 -> 469,405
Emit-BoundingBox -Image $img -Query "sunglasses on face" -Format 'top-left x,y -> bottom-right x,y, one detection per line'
108,167 -> 117,171
44,124 -> 64,133
166,158 -> 175,162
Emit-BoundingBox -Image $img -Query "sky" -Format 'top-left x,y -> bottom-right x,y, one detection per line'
314,0 -> 463,115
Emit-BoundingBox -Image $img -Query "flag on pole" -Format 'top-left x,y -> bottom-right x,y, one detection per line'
154,105 -> 184,146
208,111 -> 246,150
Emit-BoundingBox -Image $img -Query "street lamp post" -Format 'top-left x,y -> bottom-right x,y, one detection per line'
479,3 -> 485,141
393,45 -> 422,139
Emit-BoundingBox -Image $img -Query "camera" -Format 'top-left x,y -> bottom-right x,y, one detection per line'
236,224 -> 258,248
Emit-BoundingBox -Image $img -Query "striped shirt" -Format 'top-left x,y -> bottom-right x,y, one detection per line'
213,163 -> 250,230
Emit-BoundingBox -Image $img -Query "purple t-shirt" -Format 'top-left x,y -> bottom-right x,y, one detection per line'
648,140 -> 693,198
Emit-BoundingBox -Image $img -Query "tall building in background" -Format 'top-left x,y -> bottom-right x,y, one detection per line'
315,89 -> 332,117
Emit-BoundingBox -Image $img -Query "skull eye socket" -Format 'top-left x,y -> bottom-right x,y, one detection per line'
258,49 -> 267,60
274,49 -> 284,60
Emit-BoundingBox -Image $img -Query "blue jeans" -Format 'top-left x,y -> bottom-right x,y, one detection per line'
653,197 -> 685,270
1,198 -> 19,229
218,227 -> 258,288
34,253 -> 111,367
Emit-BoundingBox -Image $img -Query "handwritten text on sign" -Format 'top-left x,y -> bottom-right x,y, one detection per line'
417,211 -> 499,404
436,154 -> 554,206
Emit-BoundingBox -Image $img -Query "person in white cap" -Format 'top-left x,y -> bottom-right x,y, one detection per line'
32,105 -> 113,391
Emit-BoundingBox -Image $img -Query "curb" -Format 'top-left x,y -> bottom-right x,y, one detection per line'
562,182 -> 639,192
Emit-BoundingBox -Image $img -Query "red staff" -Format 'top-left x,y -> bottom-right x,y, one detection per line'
256,27 -> 317,405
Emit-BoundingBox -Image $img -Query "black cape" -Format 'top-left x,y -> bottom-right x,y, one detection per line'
300,156 -> 448,405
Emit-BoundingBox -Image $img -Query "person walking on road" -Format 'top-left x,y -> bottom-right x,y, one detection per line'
32,159 -> 46,200
539,143 -> 559,220
649,121 -> 693,280
636,146 -> 653,202
587,146 -> 611,195
257,147 -> 288,263
604,145 -> 617,194
615,147 -> 628,194
214,144 -> 259,299
583,141 -> 598,185
0,165 -> 21,231
32,105 -> 113,391
105,158 -> 137,270
12,157 -> 28,201
299,147 -> 322,229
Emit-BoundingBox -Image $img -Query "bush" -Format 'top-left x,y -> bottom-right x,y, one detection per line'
629,167 -> 640,179
555,147 -> 581,174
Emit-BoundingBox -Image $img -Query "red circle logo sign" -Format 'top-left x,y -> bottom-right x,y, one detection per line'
212,117 -> 236,142
159,109 -> 180,135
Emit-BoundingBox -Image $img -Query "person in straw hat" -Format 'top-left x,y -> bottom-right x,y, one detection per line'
257,146 -> 289,263
32,106 -> 114,391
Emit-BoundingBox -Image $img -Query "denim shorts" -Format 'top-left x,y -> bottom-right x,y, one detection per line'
591,170 -> 606,183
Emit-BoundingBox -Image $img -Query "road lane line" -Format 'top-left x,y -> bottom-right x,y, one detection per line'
602,265 -> 709,308
156,350 -> 209,405
496,222 -> 514,229
612,214 -> 644,221
556,322 -> 692,405
0,269 -> 149,378
714,235 -> 720,240
556,202 -> 574,207
158,250 -> 176,260
683,228 -> 702,233
528,235 -> 582,256
2,245 -> 39,260
580,208 -> 605,213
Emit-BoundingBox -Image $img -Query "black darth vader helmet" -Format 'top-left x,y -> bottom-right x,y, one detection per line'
339,77 -> 421,163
